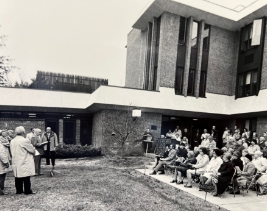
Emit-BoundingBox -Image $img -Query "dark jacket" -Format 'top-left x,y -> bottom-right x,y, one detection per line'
217,161 -> 235,194
232,158 -> 244,171
177,147 -> 188,159
31,136 -> 44,155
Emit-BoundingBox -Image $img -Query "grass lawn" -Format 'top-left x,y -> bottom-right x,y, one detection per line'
1,156 -> 227,211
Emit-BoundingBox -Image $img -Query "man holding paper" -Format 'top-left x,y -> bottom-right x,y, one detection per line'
31,128 -> 47,176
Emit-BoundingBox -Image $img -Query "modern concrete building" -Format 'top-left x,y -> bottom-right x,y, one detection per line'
2,0 -> 267,154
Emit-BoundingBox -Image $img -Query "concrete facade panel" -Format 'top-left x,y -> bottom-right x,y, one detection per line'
91,111 -> 103,148
257,117 -> 267,137
206,26 -> 238,96
261,21 -> 267,90
158,12 -> 180,88
125,29 -> 147,89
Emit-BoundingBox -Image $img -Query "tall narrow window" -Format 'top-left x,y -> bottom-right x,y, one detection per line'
144,23 -> 153,90
237,69 -> 258,97
153,17 -> 161,90
203,24 -> 210,51
175,67 -> 184,95
241,24 -> 253,52
187,69 -> 196,96
179,17 -> 187,45
199,71 -> 207,97
191,21 -> 199,48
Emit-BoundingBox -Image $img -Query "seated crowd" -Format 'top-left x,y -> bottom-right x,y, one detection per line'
149,126 -> 267,196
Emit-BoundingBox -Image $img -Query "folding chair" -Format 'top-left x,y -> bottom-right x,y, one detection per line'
239,169 -> 257,197
164,164 -> 176,176
246,172 -> 260,196
220,168 -> 237,198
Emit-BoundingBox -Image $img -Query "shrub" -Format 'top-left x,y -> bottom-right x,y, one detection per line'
55,144 -> 101,158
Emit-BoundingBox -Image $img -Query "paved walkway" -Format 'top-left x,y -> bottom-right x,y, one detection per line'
136,162 -> 267,211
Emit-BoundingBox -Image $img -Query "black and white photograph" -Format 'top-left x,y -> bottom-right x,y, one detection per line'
1,0 -> 267,210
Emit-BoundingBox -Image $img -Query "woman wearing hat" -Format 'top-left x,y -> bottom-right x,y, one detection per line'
199,149 -> 223,189
231,151 -> 244,172
230,154 -> 255,194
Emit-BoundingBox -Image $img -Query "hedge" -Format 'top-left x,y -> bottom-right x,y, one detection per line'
55,144 -> 101,158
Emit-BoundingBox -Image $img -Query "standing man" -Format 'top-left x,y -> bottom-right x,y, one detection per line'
0,141 -> 9,195
42,127 -> 59,168
211,125 -> 218,142
31,128 -> 44,176
26,128 -> 35,141
10,126 -> 36,195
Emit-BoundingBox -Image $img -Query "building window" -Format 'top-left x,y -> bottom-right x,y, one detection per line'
203,24 -> 210,51
240,24 -> 253,52
187,69 -> 196,96
199,71 -> 207,97
237,69 -> 258,98
153,17 -> 161,90
179,17 -> 187,45
175,67 -> 184,95
144,22 -> 153,90
191,21 -> 199,48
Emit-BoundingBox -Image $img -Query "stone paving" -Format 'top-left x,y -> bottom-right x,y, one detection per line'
136,161 -> 267,211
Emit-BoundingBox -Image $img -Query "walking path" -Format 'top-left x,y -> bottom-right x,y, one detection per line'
136,162 -> 267,211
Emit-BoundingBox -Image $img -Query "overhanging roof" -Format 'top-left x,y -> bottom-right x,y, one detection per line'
133,0 -> 267,31
1,86 -> 267,119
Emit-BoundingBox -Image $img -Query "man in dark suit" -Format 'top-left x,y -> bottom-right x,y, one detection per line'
30,128 -> 44,176
150,145 -> 176,175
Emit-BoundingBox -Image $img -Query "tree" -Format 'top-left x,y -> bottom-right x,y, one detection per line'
103,107 -> 140,157
0,27 -> 17,86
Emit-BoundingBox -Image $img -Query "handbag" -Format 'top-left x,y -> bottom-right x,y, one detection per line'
199,183 -> 214,192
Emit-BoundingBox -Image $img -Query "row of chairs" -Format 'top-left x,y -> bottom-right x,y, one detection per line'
164,164 -> 260,200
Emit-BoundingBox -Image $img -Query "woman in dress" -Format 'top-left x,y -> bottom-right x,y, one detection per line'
212,153 -> 235,196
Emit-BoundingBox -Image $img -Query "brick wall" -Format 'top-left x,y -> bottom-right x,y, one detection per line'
0,119 -> 45,134
125,29 -> 147,89
76,119 -> 81,145
59,119 -> 63,144
257,117 -> 267,137
261,21 -> 267,90
92,110 -> 162,155
206,26 -> 239,96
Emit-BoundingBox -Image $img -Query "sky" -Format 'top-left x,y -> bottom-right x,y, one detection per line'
0,0 -> 152,86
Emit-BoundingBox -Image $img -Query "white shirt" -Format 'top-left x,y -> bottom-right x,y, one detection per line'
200,139 -> 210,148
205,157 -> 223,173
253,157 -> 267,173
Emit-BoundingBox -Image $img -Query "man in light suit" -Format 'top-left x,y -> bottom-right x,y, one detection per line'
150,144 -> 176,175
10,126 -> 36,195
30,128 -> 44,176
42,127 -> 59,167
26,128 -> 35,141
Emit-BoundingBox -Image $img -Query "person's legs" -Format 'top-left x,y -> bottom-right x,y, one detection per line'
45,150 -> 50,165
177,171 -> 183,182
153,161 -> 166,173
34,156 -> 40,175
51,151 -> 56,167
15,177 -> 24,194
23,177 -> 32,194
0,173 -> 6,194
173,168 -> 178,181
186,170 -> 193,186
